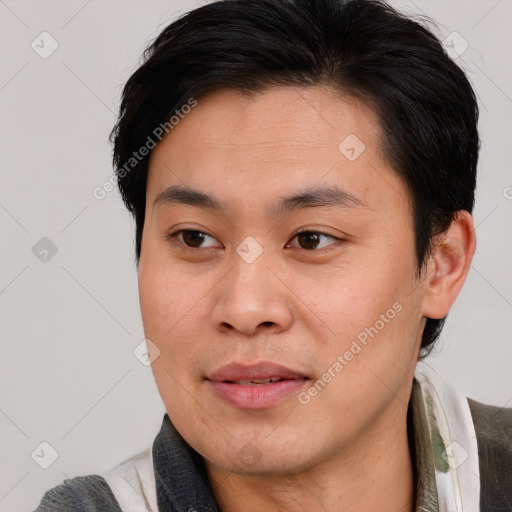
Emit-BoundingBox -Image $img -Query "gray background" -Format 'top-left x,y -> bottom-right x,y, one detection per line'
0,1 -> 510,510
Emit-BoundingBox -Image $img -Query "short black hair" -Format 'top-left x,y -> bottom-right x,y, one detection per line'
110,0 -> 479,357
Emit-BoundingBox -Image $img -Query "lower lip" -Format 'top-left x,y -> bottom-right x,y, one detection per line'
207,379 -> 309,409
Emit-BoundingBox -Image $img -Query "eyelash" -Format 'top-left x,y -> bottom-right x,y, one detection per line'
166,228 -> 343,253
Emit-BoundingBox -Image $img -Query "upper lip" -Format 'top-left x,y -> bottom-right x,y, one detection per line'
206,361 -> 308,382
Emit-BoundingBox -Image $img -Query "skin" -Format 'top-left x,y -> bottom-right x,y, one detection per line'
138,86 -> 476,511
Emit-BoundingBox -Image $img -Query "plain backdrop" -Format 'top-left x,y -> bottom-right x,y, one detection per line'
0,1 -> 511,510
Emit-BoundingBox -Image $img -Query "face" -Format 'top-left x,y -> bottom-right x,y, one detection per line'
139,86 -> 428,475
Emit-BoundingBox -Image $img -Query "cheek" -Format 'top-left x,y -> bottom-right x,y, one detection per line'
313,255 -> 419,370
306,263 -> 395,329
139,243 -> 198,334
141,267 -> 206,419
139,271 -> 179,338
138,250 -> 214,373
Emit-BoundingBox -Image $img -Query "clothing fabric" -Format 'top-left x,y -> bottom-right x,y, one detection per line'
34,365 -> 512,511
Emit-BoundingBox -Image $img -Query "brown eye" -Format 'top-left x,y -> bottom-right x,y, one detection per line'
289,231 -> 340,251
168,230 -> 220,249
182,230 -> 207,248
297,232 -> 321,250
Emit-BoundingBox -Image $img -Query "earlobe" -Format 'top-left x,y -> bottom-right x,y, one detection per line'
421,211 -> 477,320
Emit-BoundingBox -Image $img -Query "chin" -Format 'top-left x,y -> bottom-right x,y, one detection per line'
199,435 -> 319,477
212,452 -> 307,476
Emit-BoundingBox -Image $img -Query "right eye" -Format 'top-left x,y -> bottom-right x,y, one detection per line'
167,229 -> 222,250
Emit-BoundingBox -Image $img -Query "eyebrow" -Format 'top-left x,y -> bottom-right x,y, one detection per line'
153,184 -> 371,216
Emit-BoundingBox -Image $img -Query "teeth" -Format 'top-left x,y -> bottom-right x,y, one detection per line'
234,377 -> 283,385
251,378 -> 272,384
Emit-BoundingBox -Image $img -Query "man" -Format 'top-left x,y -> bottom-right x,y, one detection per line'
36,0 -> 512,510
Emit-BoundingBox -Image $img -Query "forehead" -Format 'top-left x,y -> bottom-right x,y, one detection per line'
150,86 -> 383,160
146,86 -> 410,218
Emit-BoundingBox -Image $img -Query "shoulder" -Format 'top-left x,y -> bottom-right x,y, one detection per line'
468,397 -> 512,451
34,474 -> 122,512
467,398 -> 512,510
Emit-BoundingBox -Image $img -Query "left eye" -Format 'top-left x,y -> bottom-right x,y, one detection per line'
287,231 -> 339,251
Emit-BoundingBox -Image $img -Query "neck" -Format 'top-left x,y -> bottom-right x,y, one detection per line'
205,399 -> 416,512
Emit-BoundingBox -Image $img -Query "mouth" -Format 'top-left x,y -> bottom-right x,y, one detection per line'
224,377 -> 290,385
206,361 -> 310,409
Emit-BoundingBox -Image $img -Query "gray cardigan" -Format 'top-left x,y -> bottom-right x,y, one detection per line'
34,379 -> 512,511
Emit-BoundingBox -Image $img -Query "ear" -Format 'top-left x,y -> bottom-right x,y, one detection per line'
421,210 -> 477,320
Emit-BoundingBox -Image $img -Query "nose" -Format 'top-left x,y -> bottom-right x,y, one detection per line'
210,249 -> 294,336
